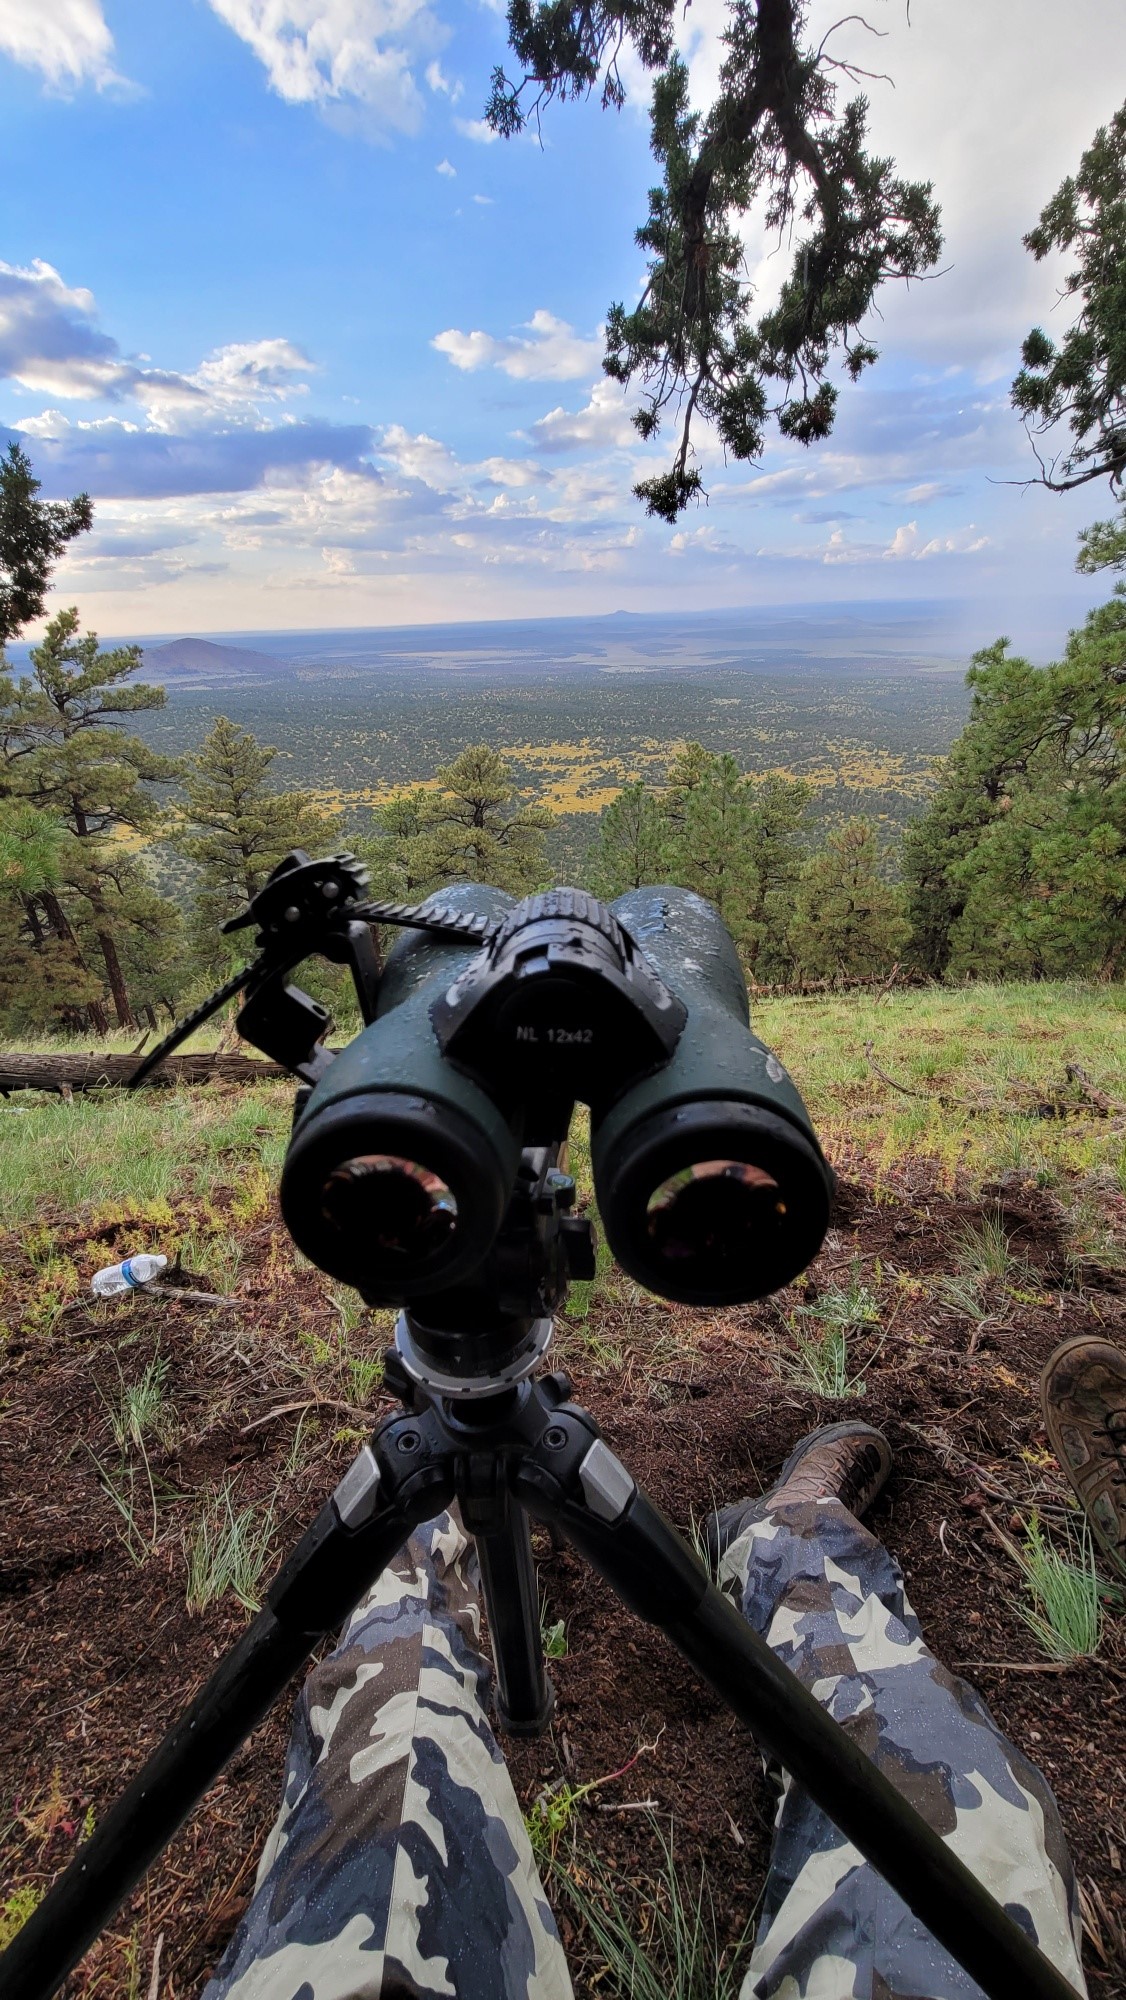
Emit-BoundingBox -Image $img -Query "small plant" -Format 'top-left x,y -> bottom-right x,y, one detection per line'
101,1353 -> 173,1451
784,1319 -> 858,1399
0,1885 -> 42,1950
185,1483 -> 276,1615
1012,1513 -> 1103,1662
526,1779 -> 590,1863
539,1591 -> 568,1659
331,1283 -> 369,1338
346,1354 -> 383,1405
556,1817 -> 752,2000
956,1211 -> 1026,1289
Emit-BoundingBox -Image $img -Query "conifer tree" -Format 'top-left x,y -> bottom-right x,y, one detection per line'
0,609 -> 178,1027
790,819 -> 908,979
410,745 -> 552,894
488,0 -> 942,519
0,442 -> 92,649
172,716 -> 341,970
589,779 -> 666,897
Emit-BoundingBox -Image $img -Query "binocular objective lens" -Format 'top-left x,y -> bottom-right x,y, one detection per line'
645,1159 -> 784,1267
321,1154 -> 458,1262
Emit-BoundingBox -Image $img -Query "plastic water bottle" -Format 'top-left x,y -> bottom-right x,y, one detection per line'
91,1253 -> 168,1299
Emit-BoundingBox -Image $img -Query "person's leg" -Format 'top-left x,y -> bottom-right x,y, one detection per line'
710,1425 -> 1087,2000
203,1511 -> 572,2000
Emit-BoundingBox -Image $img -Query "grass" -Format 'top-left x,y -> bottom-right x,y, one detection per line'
756,980 -> 1126,1192
1012,1513 -> 1104,1662
99,1352 -> 174,1450
556,1818 -> 753,2000
784,1265 -> 880,1399
0,1078 -> 292,1227
184,1483 -> 277,1615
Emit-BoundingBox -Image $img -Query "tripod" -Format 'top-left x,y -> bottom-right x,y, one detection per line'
0,1269 -> 1083,2000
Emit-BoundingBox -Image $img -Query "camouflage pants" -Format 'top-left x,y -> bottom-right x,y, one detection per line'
203,1496 -> 1086,2000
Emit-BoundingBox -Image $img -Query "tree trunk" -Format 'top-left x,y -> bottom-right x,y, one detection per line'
0,1051 -> 287,1093
94,923 -> 133,1028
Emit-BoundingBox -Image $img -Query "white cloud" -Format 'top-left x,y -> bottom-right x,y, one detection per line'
812,521 -> 992,566
207,0 -> 441,138
435,157 -> 456,176
425,58 -> 461,100
0,262 -> 318,431
0,0 -> 120,91
527,378 -> 636,453
453,116 -> 499,144
432,310 -> 602,382
0,260 -> 199,405
471,193 -> 493,206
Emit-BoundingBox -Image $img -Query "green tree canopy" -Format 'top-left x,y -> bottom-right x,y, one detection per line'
489,0 -> 941,519
0,442 -> 92,649
790,817 -> 908,979
395,745 -> 553,895
590,743 -> 811,972
0,609 -> 178,1028
171,716 -> 341,969
1013,100 -> 1126,493
904,597 -> 1126,981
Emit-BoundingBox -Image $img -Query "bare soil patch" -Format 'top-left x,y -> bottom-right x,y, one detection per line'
3,1168 -> 1126,1994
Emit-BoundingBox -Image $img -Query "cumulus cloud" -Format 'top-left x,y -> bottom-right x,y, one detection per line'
526,379 -> 636,453
435,157 -> 456,176
0,262 -> 319,431
0,0 -> 121,91
207,0 -> 441,138
814,521 -> 991,566
433,311 -> 602,382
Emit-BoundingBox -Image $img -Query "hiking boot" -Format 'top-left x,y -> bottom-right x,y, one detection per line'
703,1422 -> 893,1570
1041,1335 -> 1126,1565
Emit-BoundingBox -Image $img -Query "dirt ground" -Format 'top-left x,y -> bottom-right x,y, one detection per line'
3,1158 -> 1126,1995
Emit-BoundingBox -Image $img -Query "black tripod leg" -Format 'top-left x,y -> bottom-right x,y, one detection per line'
0,1441 -> 450,2000
476,1505 -> 554,1735
524,1442 -> 1082,2000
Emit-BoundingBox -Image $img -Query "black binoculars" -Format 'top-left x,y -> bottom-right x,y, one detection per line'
280,884 -> 832,1309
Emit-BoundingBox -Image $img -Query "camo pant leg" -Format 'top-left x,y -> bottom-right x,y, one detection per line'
202,1511 -> 572,2000
717,1494 -> 1087,2000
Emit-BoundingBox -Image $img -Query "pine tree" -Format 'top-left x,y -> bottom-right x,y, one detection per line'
487,1 -> 941,519
171,717 -> 341,971
592,744 -> 811,970
0,443 -> 91,649
790,819 -> 908,980
409,745 -> 552,894
0,800 -> 100,1031
904,594 -> 1126,981
589,780 -> 666,897
0,609 -> 178,1028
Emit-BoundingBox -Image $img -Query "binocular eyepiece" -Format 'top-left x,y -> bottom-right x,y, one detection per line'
280,884 -> 832,1309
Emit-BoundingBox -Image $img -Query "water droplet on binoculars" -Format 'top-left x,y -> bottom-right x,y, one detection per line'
321,1155 -> 458,1260
645,1160 -> 785,1266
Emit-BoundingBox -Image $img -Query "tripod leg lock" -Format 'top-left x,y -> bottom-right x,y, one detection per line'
577,1439 -> 636,1521
333,1443 -> 382,1527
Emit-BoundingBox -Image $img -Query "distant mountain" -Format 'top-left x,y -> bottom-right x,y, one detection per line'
140,637 -> 287,681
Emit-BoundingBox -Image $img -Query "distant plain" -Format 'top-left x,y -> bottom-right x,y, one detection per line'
110,606 -> 976,870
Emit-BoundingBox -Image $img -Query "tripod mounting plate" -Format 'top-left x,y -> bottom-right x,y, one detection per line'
394,1310 -> 554,1398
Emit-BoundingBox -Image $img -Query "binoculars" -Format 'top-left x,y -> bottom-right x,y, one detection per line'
280,884 -> 832,1309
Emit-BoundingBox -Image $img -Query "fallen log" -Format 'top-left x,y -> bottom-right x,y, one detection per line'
0,1051 -> 287,1094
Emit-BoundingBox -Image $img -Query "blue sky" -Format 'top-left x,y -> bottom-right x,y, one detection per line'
2,0 -> 1125,648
